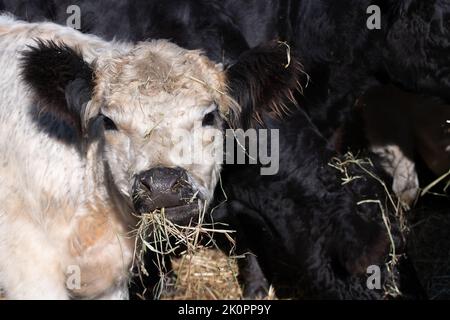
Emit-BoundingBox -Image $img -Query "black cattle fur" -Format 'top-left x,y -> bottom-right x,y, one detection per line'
226,41 -> 304,128
223,0 -> 450,137
208,109 -> 411,299
1,0 -> 249,66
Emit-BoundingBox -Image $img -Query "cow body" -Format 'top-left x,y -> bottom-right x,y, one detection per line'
0,15 -> 239,299
211,108 -> 406,299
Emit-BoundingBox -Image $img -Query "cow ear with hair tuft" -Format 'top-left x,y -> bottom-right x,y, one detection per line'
20,40 -> 94,131
226,40 -> 305,129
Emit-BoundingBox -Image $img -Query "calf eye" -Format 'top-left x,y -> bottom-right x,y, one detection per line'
102,115 -> 118,131
202,110 -> 217,127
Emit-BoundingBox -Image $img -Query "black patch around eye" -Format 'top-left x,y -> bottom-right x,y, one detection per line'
102,115 -> 118,131
202,111 -> 217,127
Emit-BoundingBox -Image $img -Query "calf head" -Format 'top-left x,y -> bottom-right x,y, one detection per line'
21,40 -> 237,224
20,39 -> 304,225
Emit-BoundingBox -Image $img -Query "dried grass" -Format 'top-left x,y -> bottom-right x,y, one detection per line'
420,169 -> 450,197
130,196 -> 278,300
161,248 -> 277,300
161,248 -> 242,300
129,195 -> 239,299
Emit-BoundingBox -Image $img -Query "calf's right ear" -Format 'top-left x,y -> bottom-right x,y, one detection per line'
226,41 -> 305,129
20,40 -> 94,130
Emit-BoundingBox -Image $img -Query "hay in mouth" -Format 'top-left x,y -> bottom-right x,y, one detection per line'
130,197 -> 238,299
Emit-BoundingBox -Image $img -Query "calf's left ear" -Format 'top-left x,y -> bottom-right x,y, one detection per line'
226,41 -> 305,129
20,40 -> 94,129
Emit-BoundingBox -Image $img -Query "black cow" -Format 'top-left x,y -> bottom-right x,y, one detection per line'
0,0 -> 249,66
223,0 -> 450,137
210,108 -> 417,299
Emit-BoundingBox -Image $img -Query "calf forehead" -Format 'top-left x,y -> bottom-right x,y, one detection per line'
98,40 -> 227,111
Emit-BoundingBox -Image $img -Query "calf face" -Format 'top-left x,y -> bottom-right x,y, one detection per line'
21,40 -> 237,223
20,37 -> 302,227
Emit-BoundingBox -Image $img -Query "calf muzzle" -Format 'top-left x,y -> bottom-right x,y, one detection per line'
132,167 -> 200,225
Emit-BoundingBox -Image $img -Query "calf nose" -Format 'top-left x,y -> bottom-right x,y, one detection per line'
140,167 -> 187,195
133,167 -> 196,214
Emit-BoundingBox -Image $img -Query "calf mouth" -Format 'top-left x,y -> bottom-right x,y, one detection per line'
131,167 -> 205,226
133,199 -> 203,226
133,194 -> 203,226
154,202 -> 202,226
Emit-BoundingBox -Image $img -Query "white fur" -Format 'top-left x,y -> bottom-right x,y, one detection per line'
0,15 -> 230,299
371,145 -> 419,208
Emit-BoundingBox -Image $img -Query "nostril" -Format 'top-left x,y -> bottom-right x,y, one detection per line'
170,176 -> 189,192
159,168 -> 189,191
139,176 -> 153,193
